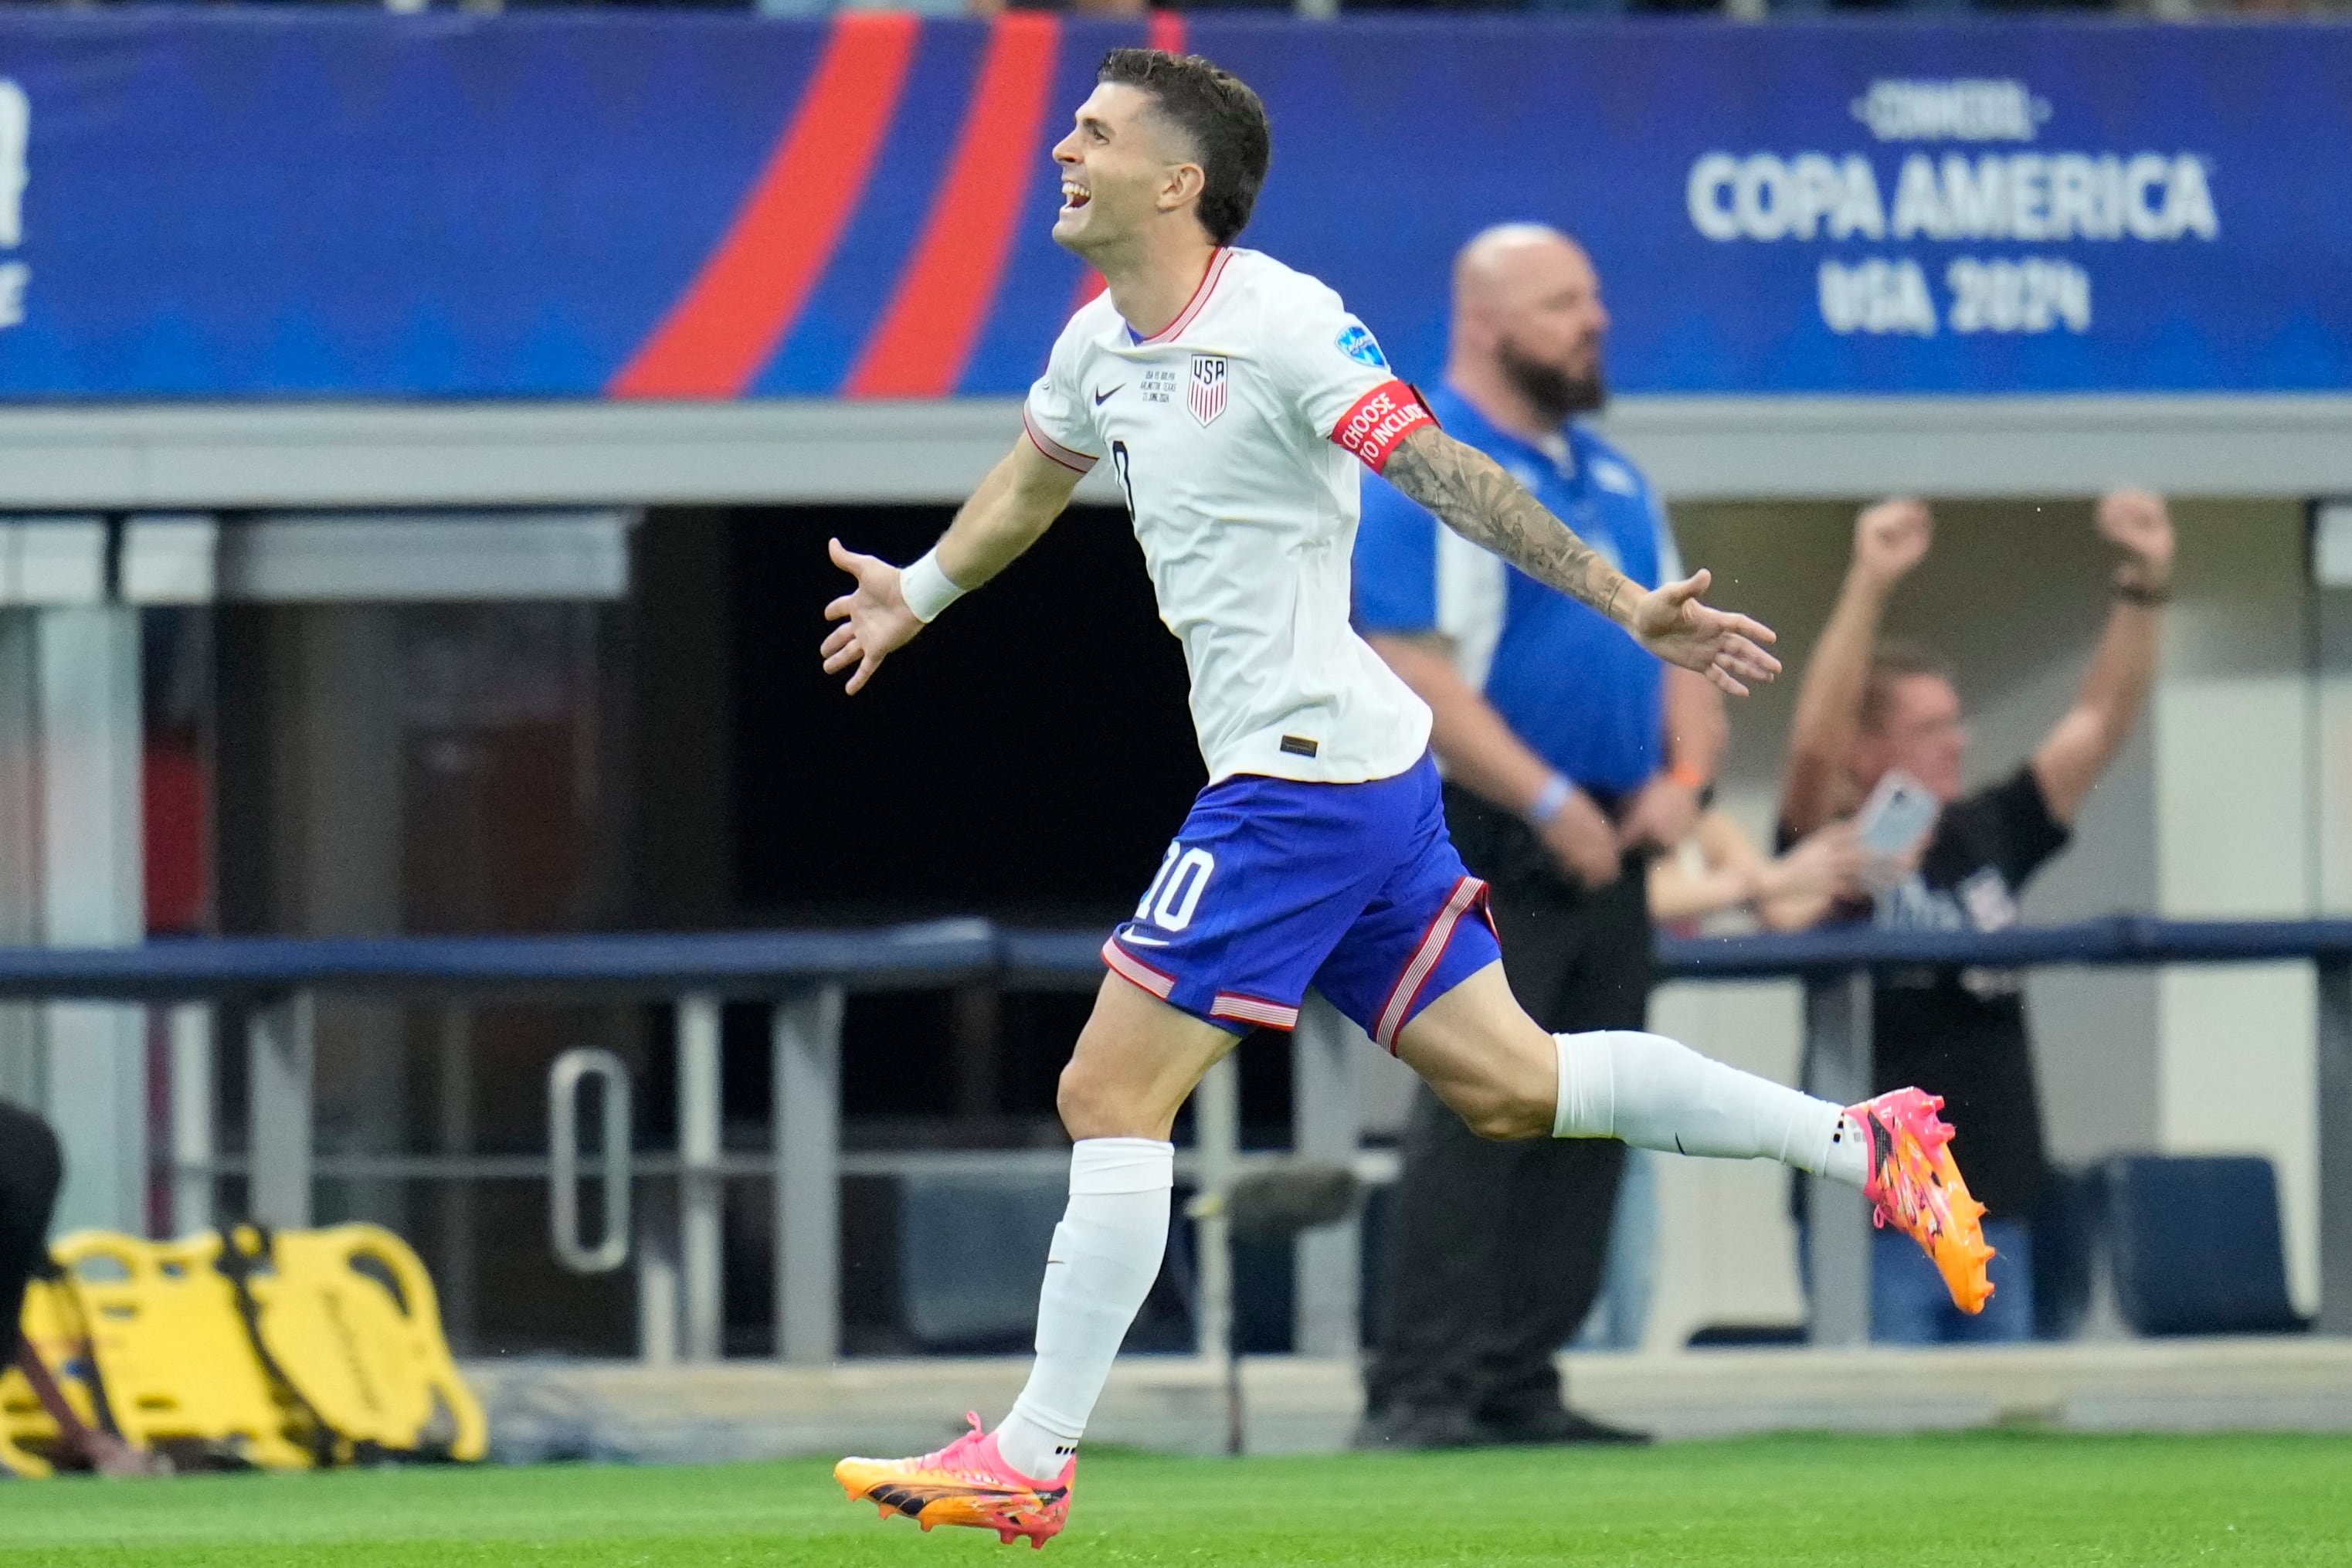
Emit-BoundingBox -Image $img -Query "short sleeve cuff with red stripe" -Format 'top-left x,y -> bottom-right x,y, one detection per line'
1330,380 -> 1438,475
1022,402 -> 1100,474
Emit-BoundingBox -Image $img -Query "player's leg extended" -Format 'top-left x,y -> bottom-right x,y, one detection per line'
1395,962 -> 1850,1151
835,974 -> 1231,1546
1391,963 -> 1995,1313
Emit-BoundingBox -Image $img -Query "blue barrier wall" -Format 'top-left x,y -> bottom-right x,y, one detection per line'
0,13 -> 2344,400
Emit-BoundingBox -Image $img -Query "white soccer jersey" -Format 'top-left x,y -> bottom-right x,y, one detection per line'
1023,247 -> 1440,786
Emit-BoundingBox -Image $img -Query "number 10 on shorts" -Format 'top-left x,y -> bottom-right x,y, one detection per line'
1135,844 -> 1216,932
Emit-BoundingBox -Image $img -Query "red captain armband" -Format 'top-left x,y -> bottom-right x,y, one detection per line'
1331,380 -> 1438,475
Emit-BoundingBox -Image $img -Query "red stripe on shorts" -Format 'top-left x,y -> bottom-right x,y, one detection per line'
1101,935 -> 1176,1000
1210,992 -> 1301,1031
1373,875 -> 1488,1053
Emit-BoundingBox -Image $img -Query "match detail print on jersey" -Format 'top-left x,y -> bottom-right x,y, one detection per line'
1332,379 -> 1437,474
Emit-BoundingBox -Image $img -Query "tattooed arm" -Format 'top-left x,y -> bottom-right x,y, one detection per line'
1383,425 -> 1634,621
1381,426 -> 1784,697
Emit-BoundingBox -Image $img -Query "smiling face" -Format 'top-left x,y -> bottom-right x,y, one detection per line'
1050,82 -> 1203,260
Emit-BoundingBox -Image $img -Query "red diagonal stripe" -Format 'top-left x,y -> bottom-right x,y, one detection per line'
609,13 -> 918,400
847,13 -> 1061,399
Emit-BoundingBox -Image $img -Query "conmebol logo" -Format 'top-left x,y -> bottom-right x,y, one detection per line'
1851,80 -> 2050,144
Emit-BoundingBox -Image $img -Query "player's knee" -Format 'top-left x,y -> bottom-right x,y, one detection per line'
1428,1050 -> 1556,1140
1056,1057 -> 1129,1139
1456,1087 -> 1550,1142
1054,1060 -> 1096,1133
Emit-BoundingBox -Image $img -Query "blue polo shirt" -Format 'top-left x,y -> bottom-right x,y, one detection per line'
1352,385 -> 1681,797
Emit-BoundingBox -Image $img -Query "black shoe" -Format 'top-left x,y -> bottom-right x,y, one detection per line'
1475,1404 -> 1651,1446
1349,1403 -> 1486,1451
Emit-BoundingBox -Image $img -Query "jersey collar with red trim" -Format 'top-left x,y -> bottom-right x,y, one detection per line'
1121,247 -> 1231,347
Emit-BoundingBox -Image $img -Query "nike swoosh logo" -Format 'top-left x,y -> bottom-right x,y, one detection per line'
1094,385 -> 1124,406
1119,932 -> 1171,948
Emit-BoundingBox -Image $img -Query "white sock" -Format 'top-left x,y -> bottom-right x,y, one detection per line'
993,1137 -> 1173,1481
1553,1030 -> 1869,1189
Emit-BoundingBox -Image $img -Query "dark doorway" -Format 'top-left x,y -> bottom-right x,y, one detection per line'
730,503 -> 1203,926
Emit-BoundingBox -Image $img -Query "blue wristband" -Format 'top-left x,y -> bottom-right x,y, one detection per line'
1525,774 -> 1573,828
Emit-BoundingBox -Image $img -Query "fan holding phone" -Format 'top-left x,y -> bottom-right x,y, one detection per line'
1777,491 -> 2175,1346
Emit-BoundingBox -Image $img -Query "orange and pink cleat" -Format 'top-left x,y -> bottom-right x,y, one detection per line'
1848,1087 -> 1998,1314
836,1414 -> 1074,1549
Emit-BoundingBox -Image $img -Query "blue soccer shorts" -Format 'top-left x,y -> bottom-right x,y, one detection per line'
1099,753 -> 1502,1050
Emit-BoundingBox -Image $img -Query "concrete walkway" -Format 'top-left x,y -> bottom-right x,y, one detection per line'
467,1339 -> 2352,1465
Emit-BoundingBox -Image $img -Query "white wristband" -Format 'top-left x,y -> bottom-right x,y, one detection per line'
898,549 -> 967,624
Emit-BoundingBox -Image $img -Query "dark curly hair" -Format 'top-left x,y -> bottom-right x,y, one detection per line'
1096,48 -> 1271,247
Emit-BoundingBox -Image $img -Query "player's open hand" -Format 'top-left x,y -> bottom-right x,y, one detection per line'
821,538 -> 922,695
1629,570 -> 1781,697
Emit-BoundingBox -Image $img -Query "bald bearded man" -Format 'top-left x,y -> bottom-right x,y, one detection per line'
1352,226 -> 1717,1447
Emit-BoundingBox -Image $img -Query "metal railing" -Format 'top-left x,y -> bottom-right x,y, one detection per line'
1669,917 -> 2352,1343
4,914 -> 2347,1359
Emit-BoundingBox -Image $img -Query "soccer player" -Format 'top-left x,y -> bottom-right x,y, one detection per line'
824,49 -> 1991,1549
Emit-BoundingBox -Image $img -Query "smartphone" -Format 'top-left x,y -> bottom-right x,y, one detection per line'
1857,769 -> 1938,860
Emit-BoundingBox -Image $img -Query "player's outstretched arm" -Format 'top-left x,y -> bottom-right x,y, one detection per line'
821,434 -> 1083,694
1382,426 -> 1781,697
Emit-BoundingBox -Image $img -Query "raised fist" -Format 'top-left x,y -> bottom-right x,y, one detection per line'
1852,498 -> 1933,588
2096,488 -> 2174,593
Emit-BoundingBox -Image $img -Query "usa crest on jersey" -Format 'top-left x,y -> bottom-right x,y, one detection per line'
1188,355 -> 1228,426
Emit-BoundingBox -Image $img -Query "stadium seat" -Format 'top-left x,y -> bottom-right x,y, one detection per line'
2029,1164 -> 2101,1341
897,1173 -> 1068,1351
2103,1156 -> 2308,1336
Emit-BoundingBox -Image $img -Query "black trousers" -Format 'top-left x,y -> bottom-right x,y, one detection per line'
1363,786 -> 1655,1424
0,1100 -> 64,1350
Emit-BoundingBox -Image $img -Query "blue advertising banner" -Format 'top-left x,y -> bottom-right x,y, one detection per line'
0,12 -> 2344,399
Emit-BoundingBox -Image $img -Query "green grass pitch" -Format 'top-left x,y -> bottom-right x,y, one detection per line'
2,1433 -> 2345,1566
